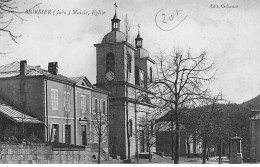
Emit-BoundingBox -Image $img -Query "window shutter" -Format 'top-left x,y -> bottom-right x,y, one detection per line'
92,98 -> 94,114
104,100 -> 106,115
80,96 -> 83,111
97,99 -> 100,114
48,124 -> 52,142
135,66 -> 139,85
60,124 -> 64,143
51,91 -> 54,109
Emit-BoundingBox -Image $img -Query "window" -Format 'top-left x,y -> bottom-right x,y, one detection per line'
100,100 -> 106,115
149,67 -> 153,83
65,124 -> 71,144
92,123 -> 99,143
81,95 -> 87,113
129,119 -> 133,137
51,89 -> 58,110
135,66 -> 139,85
127,54 -> 131,73
81,125 -> 88,145
151,122 -> 154,137
51,124 -> 59,143
106,53 -> 115,72
64,91 -> 70,112
139,69 -> 145,88
92,98 -> 98,114
137,41 -> 142,47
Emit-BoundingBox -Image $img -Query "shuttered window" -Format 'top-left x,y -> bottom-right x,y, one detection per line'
51,89 -> 58,110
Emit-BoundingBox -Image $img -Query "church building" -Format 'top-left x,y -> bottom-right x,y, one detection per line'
94,6 -> 156,159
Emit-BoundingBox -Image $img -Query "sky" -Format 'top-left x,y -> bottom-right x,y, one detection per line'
0,0 -> 260,104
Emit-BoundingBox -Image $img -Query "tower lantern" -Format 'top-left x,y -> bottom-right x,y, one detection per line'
135,24 -> 143,48
111,3 -> 120,31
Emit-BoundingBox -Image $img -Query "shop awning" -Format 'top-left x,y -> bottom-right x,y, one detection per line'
0,98 -> 44,124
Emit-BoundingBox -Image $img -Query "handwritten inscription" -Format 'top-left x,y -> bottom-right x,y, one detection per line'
155,9 -> 188,31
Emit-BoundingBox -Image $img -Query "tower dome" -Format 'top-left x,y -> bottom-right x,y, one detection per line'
136,48 -> 149,58
101,5 -> 126,44
102,31 -> 126,43
135,24 -> 149,58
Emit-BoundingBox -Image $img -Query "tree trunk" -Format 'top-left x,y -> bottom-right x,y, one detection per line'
98,137 -> 101,164
207,147 -> 211,158
174,109 -> 180,164
218,139 -> 222,164
202,135 -> 207,164
97,114 -> 102,164
135,105 -> 139,162
171,118 -> 174,160
148,145 -> 151,162
186,137 -> 190,158
127,124 -> 130,160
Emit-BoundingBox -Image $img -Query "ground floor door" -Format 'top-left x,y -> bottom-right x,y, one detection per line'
81,125 -> 87,145
140,130 -> 145,152
65,125 -> 71,144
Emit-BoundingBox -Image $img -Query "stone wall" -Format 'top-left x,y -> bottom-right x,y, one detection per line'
0,143 -> 92,164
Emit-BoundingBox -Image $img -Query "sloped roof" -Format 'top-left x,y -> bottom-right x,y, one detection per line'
69,76 -> 94,89
0,61 -> 75,84
102,31 -> 126,44
156,121 -> 185,132
153,109 -> 171,122
250,112 -> 260,120
0,98 -> 43,124
70,76 -> 110,95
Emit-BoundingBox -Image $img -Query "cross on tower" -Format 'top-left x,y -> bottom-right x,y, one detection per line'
138,24 -> 140,33
114,2 -> 117,14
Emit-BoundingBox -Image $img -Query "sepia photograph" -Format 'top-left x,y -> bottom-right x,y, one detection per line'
0,0 -> 260,164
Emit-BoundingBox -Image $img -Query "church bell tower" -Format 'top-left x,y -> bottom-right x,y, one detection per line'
94,3 -> 156,160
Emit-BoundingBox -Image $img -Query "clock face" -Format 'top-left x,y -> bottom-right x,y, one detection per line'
106,71 -> 115,81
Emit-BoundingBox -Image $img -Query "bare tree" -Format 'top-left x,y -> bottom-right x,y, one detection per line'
124,14 -> 131,42
197,95 -> 223,164
150,47 -> 215,163
0,0 -> 40,45
184,93 -> 230,164
90,101 -> 109,164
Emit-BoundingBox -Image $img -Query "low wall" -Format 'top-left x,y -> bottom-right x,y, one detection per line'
0,143 -> 92,164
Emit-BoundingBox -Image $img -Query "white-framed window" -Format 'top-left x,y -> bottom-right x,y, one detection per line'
100,100 -> 106,115
64,91 -> 70,112
51,89 -> 58,110
92,123 -> 99,143
139,69 -> 145,88
92,98 -> 98,114
51,124 -> 59,142
81,95 -> 87,113
127,54 -> 132,73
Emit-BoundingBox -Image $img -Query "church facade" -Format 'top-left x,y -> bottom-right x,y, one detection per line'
94,9 -> 156,159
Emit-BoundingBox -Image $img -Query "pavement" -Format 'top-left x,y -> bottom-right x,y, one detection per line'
99,155 -> 232,164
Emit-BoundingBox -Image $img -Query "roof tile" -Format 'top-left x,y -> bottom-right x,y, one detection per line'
0,98 -> 43,124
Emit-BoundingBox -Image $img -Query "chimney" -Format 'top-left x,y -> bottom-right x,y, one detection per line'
20,60 -> 27,75
48,62 -> 58,75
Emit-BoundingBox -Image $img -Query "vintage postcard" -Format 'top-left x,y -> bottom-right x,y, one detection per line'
0,0 -> 260,164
